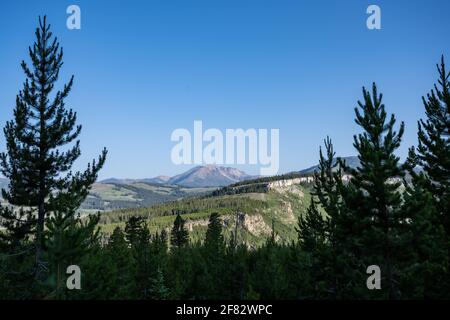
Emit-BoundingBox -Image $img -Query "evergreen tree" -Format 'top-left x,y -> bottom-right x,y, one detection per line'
167,244 -> 195,299
125,216 -> 148,247
403,56 -> 450,298
341,83 -> 407,299
249,240 -> 290,299
124,216 -> 152,298
313,137 -> 346,249
107,227 -> 137,299
410,56 -> 450,235
205,212 -> 224,252
296,137 -> 351,298
44,213 -> 100,299
0,233 -> 35,298
149,268 -> 170,300
0,16 -> 107,287
167,214 -> 191,298
69,242 -> 117,299
198,212 -> 226,299
222,243 -> 249,299
400,175 -> 448,298
296,200 -> 326,252
170,213 -> 189,249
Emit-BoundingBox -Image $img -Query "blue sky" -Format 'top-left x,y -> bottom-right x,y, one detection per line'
0,0 -> 449,179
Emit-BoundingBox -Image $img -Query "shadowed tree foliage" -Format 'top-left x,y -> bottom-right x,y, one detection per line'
170,213 -> 189,249
297,200 -> 326,252
340,83 -> 408,299
0,16 -> 107,294
409,56 -> 450,235
403,56 -> 450,298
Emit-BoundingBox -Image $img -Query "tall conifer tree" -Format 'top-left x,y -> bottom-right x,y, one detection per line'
410,56 -> 450,234
0,16 -> 107,284
341,83 -> 406,299
404,56 -> 450,298
171,213 -> 189,249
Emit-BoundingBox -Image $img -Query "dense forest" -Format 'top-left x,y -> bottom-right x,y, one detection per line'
0,17 -> 449,300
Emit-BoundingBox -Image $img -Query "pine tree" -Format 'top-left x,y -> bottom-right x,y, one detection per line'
198,212 -> 226,299
296,137 -> 350,298
410,56 -> 450,235
401,174 -> 448,298
205,212 -> 224,252
107,227 -> 137,299
293,201 -> 323,299
296,200 -> 326,252
313,137 -> 346,249
149,268 -> 170,300
341,83 -> 406,299
125,216 -> 148,247
170,213 -> 189,249
44,213 -> 100,299
124,216 -> 153,299
0,16 -> 107,287
403,56 -> 450,298
249,240 -> 289,299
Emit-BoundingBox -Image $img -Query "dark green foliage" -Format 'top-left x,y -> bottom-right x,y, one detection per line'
339,84 -> 407,299
295,138 -> 350,299
0,16 -> 106,298
196,212 -> 226,299
407,56 -> 450,237
400,180 -> 448,298
149,268 -> 170,300
414,56 -> 450,232
205,212 -> 224,252
403,56 -> 450,298
106,227 -> 137,299
44,213 -> 100,299
99,196 -> 266,225
296,200 -> 326,252
170,213 -> 189,249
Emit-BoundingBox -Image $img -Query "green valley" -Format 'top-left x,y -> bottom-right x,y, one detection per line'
97,178 -> 315,248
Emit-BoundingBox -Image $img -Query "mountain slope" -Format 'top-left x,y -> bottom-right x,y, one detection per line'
99,181 -> 313,248
143,175 -> 171,184
168,165 -> 254,187
81,181 -> 215,212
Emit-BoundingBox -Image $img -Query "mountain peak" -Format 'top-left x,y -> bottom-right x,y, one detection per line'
168,165 -> 253,187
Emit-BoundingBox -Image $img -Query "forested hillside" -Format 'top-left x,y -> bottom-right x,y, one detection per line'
98,181 -> 313,247
1,17 -> 449,300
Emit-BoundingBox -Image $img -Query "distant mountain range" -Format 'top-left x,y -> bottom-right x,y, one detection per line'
100,165 -> 255,188
1,159 -> 359,195
167,165 -> 254,187
82,165 -> 255,211
0,159 -> 366,212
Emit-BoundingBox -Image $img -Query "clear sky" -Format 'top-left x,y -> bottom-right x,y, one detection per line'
1,0 -> 449,179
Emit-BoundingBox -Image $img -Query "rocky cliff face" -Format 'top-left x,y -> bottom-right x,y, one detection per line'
267,177 -> 313,190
